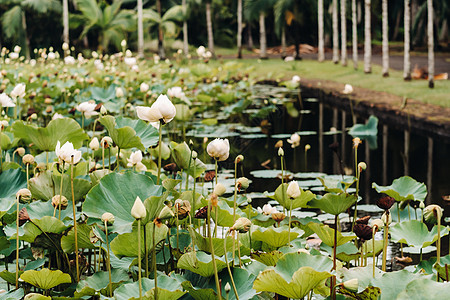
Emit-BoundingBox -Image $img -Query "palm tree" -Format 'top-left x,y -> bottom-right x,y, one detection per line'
381,0 -> 389,77
364,0 -> 371,73
332,0 -> 338,63
237,0 -> 243,58
318,0 -> 324,62
205,0 -> 214,57
182,0 -> 188,56
156,0 -> 165,58
1,0 -> 62,59
245,0 -> 275,60
427,0 -> 434,88
137,0 -> 144,57
351,0 -> 357,69
340,0 -> 347,66
63,0 -> 69,46
404,0 -> 411,80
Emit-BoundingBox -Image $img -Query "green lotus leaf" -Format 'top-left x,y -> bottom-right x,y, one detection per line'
24,258 -> 46,271
372,176 -> 427,202
251,250 -> 284,266
371,270 -> 429,300
0,236 -> 11,252
20,268 -> 71,290
415,254 -> 450,275
0,288 -> 24,300
308,223 -> 356,247
175,103 -> 194,121
338,285 -> 381,300
74,269 -> 130,298
210,200 -> 246,227
177,251 -> 229,277
252,226 -> 301,249
0,132 -> 12,150
162,178 -> 182,191
169,141 -> 207,178
253,266 -> 331,299
0,270 -> 24,285
338,265 -> 383,293
111,223 -> 168,258
29,170 -> 91,203
89,169 -> 112,186
349,115 -> 379,149
394,278 -> 450,299
318,176 -> 357,193
0,168 -> 26,218
180,280 -> 218,300
187,227 -> 234,256
149,141 -> 171,159
61,223 -> 96,253
114,275 -> 185,300
99,115 -> 159,151
272,183 -> 315,210
390,220 -> 449,248
25,200 -> 79,226
82,172 -> 163,234
12,118 -> 88,151
19,216 -> 69,244
435,263 -> 450,281
22,293 -> 51,300
88,85 -> 116,102
308,193 -> 357,215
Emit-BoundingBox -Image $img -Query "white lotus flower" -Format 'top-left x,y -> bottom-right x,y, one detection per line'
140,82 -> 149,93
124,57 -> 136,66
64,56 -> 76,65
131,196 -> 147,219
76,101 -> 98,118
62,43 -> 69,51
287,133 -> 301,148
213,183 -> 226,196
0,93 -> 15,107
292,75 -> 301,83
196,46 -> 206,57
11,83 -> 26,98
9,52 -> 19,60
101,136 -> 113,148
89,137 -> 100,151
55,141 -> 82,164
342,84 -> 353,94
286,181 -> 301,199
14,46 -> 21,53
47,52 -> 56,60
116,87 -> 124,98
136,94 -> 176,125
207,138 -> 230,161
121,40 -> 127,48
127,150 -> 147,171
257,203 -> 278,215
167,87 -> 185,99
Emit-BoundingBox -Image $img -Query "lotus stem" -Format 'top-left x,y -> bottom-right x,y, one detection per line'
108,148 -> 111,170
437,215 -> 441,265
153,222 -> 158,300
397,203 -> 403,257
288,199 -> 293,247
214,159 -> 218,237
176,204 -> 180,250
104,221 -> 113,297
232,159 -> 238,264
157,121 -> 163,185
352,168 -> 360,231
372,226 -> 377,277
71,157 -> 80,282
81,113 -> 85,129
58,162 -> 65,220
332,214 -> 338,300
237,232 -> 242,267
143,224 -> 148,277
102,146 -> 105,169
26,163 -> 29,189
15,195 -> 21,288
382,211 -> 390,272
224,230 -> 240,300
138,219 -> 142,299
207,196 -> 221,299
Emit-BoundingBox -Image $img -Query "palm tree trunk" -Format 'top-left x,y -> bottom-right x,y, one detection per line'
332,0 -> 339,63
318,0 -> 325,62
157,0 -> 166,59
403,0 -> 411,80
281,26 -> 286,59
247,22 -> 254,50
364,0 -> 371,73
341,0 -> 347,66
352,0 -> 358,69
427,0 -> 434,88
137,0 -> 144,57
21,10 -> 30,60
206,0 -> 215,57
237,0 -> 243,58
259,12 -> 267,59
182,0 -> 189,56
62,0 -> 69,47
382,0 -> 389,76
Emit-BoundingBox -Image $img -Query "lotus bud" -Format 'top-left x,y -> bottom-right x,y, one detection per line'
381,212 -> 392,225
89,137 -> 100,151
371,219 -> 384,229
192,151 -> 198,159
376,196 -> 395,211
0,120 -> 9,130
16,147 -> 25,157
30,113 -> 37,120
231,217 -> 251,233
22,154 -> 34,165
271,212 -> 286,223
158,205 -> 174,220
358,162 -> 367,172
62,42 -> 69,51
101,136 -> 113,148
278,147 -> 284,157
52,195 -> 68,208
101,212 -> 115,225
131,196 -> 147,219
16,188 -> 31,201
353,137 -> 362,148
305,144 -> 311,151
203,137 -> 208,144
286,181 -> 301,199
419,201 -> 425,209
423,204 -> 443,225
235,155 -> 244,164
121,40 -> 127,48
342,278 -> 359,292
213,183 -> 226,196
207,138 -> 230,161
236,177 -> 250,190
224,282 -> 231,293
100,105 -> 107,115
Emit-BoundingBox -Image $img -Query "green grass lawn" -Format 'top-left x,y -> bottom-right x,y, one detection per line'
209,53 -> 449,108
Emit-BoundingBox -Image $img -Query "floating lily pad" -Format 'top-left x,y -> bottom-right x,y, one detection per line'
20,268 -> 71,290
308,193 -> 357,215
250,169 -> 293,179
294,172 -> 326,179
390,220 -> 449,248
372,176 -> 427,202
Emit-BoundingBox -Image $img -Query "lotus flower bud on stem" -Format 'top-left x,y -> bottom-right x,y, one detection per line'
16,147 -> 25,157
89,137 -> 100,151
213,183 -> 226,196
16,189 -> 31,202
423,204 -> 443,225
101,212 -> 115,225
286,181 -> 301,199
231,217 -> 251,233
342,278 -> 359,292
235,155 -> 244,164
353,137 -> 362,148
305,144 -> 311,151
371,218 -> 384,230
131,196 -> 147,219
22,154 -> 34,165
52,195 -> 68,209
224,282 -> 231,293
236,177 -> 249,190
358,162 -> 367,172
278,147 -> 284,157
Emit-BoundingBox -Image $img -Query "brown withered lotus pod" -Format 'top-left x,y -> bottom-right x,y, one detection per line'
353,223 -> 373,242
94,103 -> 103,112
355,216 -> 371,225
204,170 -> 216,182
195,206 -> 208,219
376,196 -> 396,210
163,163 -> 177,172
18,208 -> 30,226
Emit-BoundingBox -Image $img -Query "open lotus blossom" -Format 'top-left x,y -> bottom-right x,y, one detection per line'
287,133 -> 301,148
257,203 -> 278,215
136,94 -> 176,125
292,75 -> 301,83
76,101 -> 98,118
196,46 -> 206,57
286,181 -> 301,199
0,93 -> 15,107
9,52 -> 19,60
140,82 -> 149,93
207,138 -> 230,161
342,84 -> 353,94
127,150 -> 147,171
55,141 -> 82,164
10,83 -> 26,99
167,87 -> 185,99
